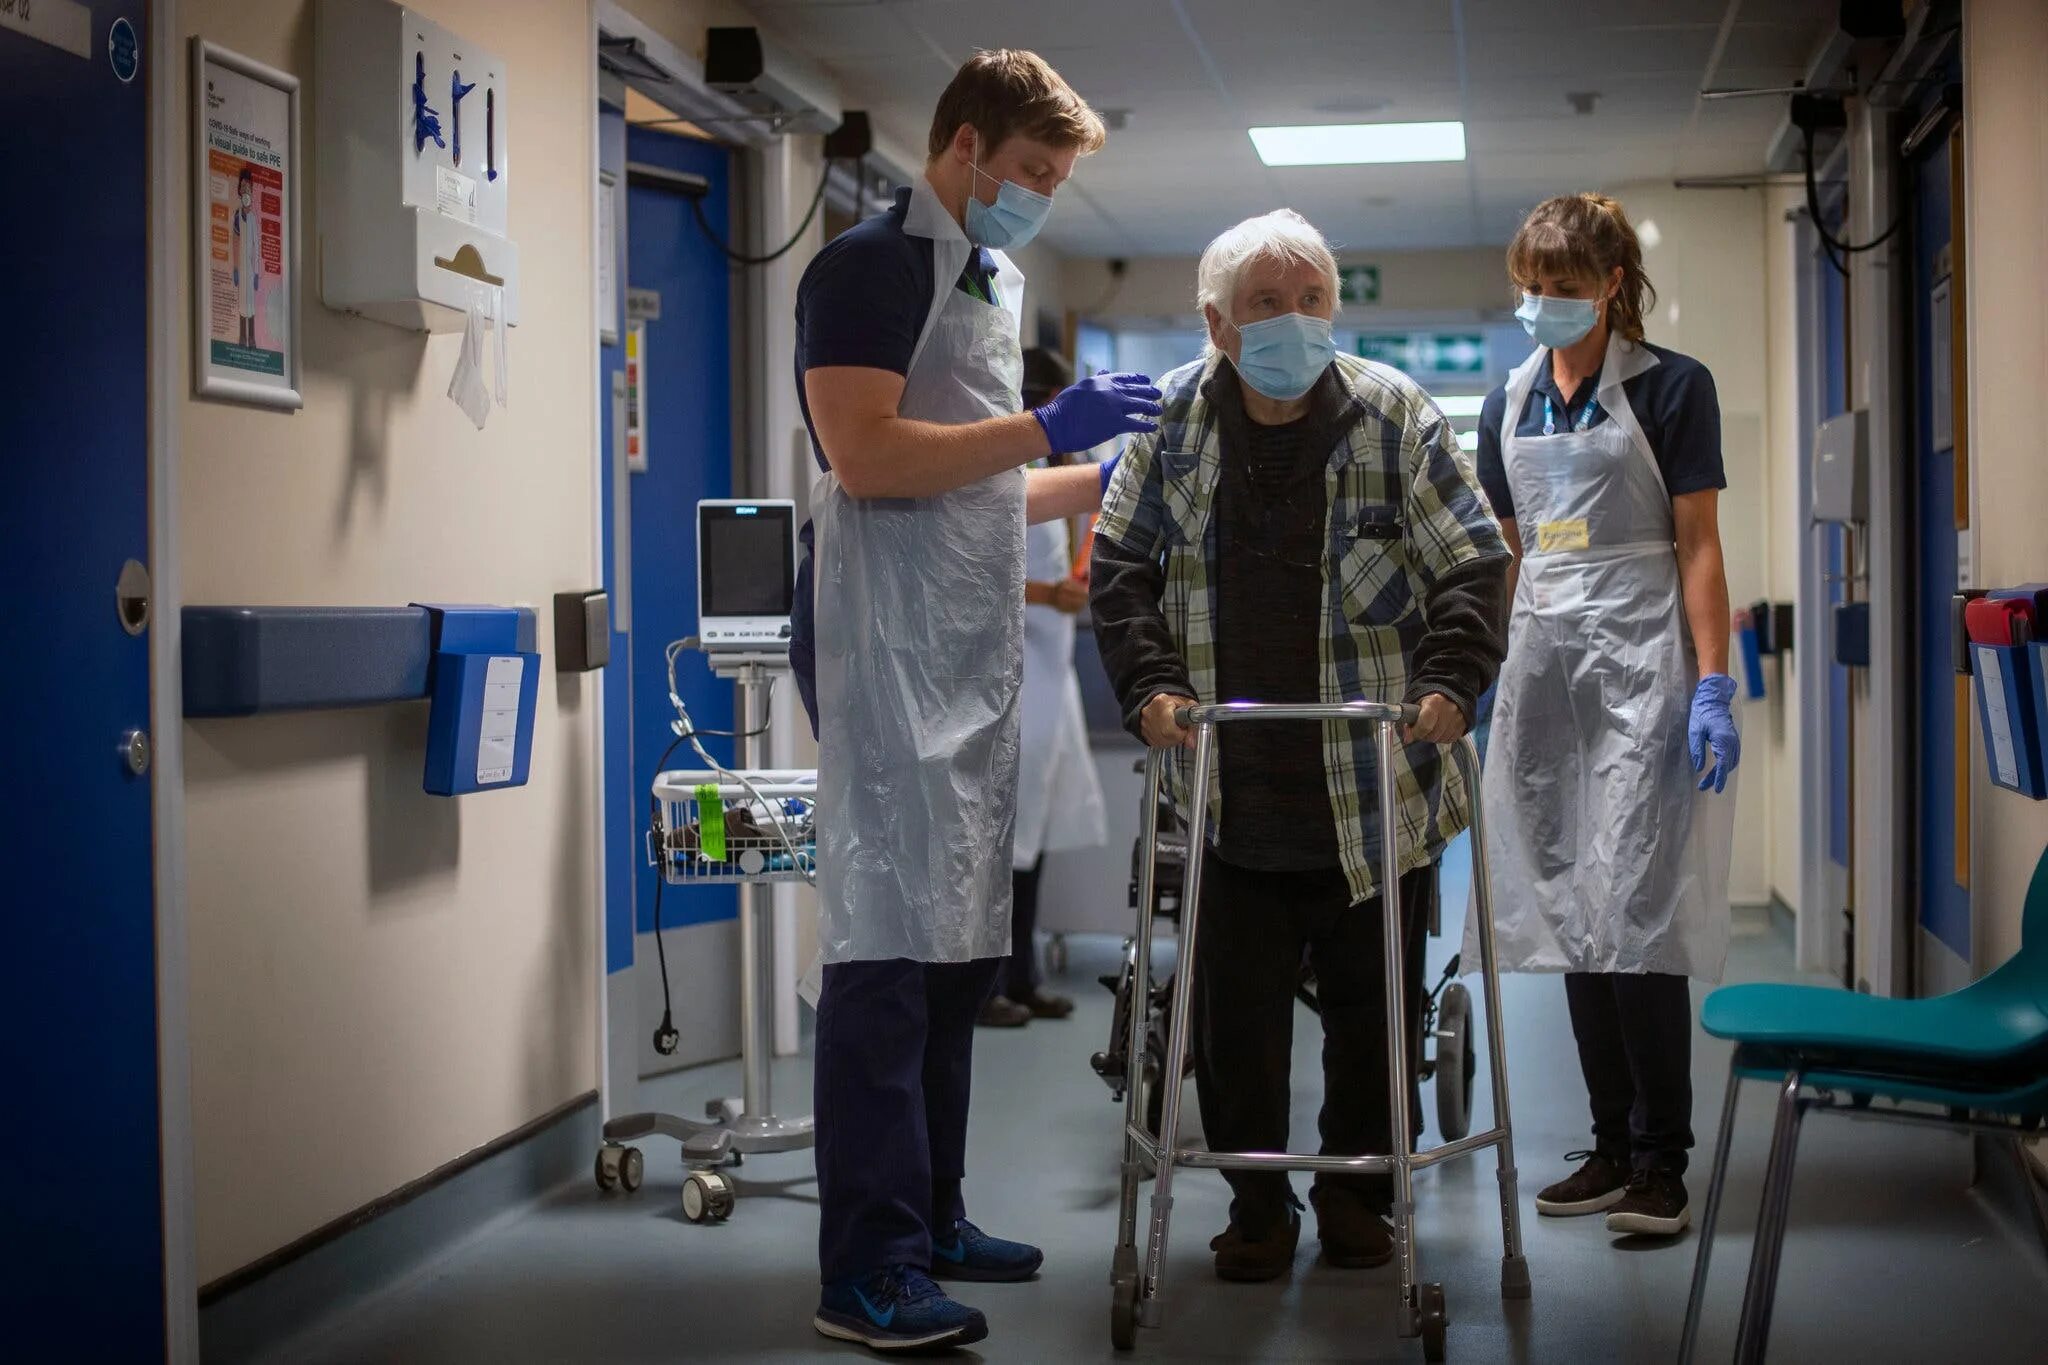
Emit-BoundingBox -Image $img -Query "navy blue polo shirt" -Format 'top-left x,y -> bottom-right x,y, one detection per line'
1475,340 -> 1724,520
790,187 -> 1000,734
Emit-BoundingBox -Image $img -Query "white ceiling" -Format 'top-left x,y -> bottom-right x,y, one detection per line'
749,0 -> 1839,257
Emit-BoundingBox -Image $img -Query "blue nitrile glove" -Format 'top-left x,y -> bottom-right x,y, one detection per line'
1688,673 -> 1741,794
1033,372 -> 1161,455
1098,452 -> 1122,496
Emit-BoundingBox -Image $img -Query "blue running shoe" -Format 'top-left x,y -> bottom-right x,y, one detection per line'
814,1265 -> 988,1353
930,1219 -> 1045,1283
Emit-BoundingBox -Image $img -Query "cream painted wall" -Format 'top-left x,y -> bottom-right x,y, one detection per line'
179,0 -> 599,1282
1064,246 -> 1510,325
1761,184 -> 1809,915
1603,183 -> 1775,908
1962,0 -> 2048,972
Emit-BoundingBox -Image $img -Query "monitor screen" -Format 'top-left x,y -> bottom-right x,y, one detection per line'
700,503 -> 795,618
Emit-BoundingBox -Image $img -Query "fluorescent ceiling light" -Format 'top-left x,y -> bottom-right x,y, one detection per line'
1434,394 -> 1487,418
1249,121 -> 1466,167
1457,429 -> 1479,452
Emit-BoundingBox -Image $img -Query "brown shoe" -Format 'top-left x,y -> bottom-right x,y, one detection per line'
1017,989 -> 1074,1020
1209,1208 -> 1300,1282
1310,1184 -> 1394,1269
976,996 -> 1031,1028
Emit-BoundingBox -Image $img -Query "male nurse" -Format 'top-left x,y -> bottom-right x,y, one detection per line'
792,49 -> 1159,1353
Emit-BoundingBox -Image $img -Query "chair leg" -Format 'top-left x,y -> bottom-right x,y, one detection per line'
2007,1136 -> 2048,1263
1678,1064 -> 1743,1365
1733,1071 -> 1806,1365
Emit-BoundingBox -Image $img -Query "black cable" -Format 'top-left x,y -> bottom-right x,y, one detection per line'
1803,126 -> 1906,277
691,158 -> 838,267
648,733 -> 688,1045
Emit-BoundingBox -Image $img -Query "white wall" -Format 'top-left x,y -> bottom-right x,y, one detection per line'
1761,184 -> 1809,915
1605,183 -> 1776,909
1962,0 -> 2048,973
178,0 -> 601,1282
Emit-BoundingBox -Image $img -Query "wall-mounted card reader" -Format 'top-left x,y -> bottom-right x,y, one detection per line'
414,603 -> 540,796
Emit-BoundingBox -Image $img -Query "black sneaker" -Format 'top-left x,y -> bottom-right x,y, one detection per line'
1534,1150 -> 1630,1217
1605,1168 -> 1691,1236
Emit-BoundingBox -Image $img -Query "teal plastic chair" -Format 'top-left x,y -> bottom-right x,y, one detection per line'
1678,847 -> 2048,1364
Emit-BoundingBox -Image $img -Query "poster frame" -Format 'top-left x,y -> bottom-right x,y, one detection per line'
191,38 -> 303,410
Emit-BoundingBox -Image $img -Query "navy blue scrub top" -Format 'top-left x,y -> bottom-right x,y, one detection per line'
1474,340 -> 1725,522
789,187 -> 1001,735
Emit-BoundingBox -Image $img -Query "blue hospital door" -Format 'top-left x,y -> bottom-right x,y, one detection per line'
0,3 -> 165,1352
1908,90 -> 1970,974
624,132 -> 736,936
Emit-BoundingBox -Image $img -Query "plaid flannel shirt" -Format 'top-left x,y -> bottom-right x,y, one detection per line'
1096,352 -> 1508,903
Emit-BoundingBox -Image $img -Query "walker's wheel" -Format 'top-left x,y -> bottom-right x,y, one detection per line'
1111,1276 -> 1139,1351
1435,983 -> 1475,1142
618,1146 -> 645,1194
594,1145 -> 624,1193
681,1169 -> 736,1224
1419,1282 -> 1448,1362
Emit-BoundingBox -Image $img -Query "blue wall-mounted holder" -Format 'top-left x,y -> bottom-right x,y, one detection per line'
415,604 -> 541,797
1833,601 -> 1871,668
1972,640 -> 2047,799
182,602 -> 542,797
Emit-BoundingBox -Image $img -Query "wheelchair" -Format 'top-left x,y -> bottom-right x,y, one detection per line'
1087,757 -> 1480,1146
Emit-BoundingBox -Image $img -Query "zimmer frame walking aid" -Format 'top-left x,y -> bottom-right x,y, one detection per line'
1106,701 -> 1529,1362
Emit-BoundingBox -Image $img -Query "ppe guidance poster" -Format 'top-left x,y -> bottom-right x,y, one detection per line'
192,39 -> 302,409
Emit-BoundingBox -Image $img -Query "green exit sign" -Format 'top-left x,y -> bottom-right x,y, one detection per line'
1356,332 -> 1486,375
1339,265 -> 1381,305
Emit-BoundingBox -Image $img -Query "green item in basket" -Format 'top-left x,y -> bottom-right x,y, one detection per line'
697,785 -> 727,860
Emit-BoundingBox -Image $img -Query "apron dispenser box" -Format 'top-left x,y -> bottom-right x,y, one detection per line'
414,604 -> 540,796
1972,641 -> 2047,799
316,0 -> 519,332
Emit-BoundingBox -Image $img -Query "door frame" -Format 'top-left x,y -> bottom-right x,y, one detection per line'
147,0 -> 197,1356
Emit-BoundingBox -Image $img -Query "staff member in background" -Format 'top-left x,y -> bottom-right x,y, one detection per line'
1094,209 -> 1509,1282
1466,192 -> 1740,1242
792,51 -> 1159,1354
979,347 -> 1110,1030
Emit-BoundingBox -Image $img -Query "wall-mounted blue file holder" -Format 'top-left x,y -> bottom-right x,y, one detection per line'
1833,602 -> 1871,668
1972,640 -> 2048,799
1738,616 -> 1766,699
183,602 -> 541,797
415,604 -> 541,797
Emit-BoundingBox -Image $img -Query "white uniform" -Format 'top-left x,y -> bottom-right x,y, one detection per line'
234,203 -> 258,320
1466,333 -> 1735,982
812,179 -> 1028,965
1012,513 -> 1106,871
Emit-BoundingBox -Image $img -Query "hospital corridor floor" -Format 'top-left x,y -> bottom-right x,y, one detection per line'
269,845 -> 2047,1364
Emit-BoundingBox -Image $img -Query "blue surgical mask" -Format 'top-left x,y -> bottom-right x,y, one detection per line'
965,158 -> 1054,252
1516,292 -> 1600,349
1231,312 -> 1337,400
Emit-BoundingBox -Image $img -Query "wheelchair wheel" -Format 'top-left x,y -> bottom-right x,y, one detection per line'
1434,983 -> 1476,1141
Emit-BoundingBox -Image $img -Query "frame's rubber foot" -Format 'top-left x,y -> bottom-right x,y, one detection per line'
1501,1253 -> 1532,1300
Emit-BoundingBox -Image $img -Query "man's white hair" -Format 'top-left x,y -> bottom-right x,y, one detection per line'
1195,208 -> 1342,322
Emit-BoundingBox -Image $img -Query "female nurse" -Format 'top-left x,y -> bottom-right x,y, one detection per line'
1465,192 -> 1740,1240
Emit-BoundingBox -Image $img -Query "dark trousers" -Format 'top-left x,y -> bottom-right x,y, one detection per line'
1191,856 -> 1431,1225
814,956 -> 1002,1284
999,859 -> 1043,1000
1564,971 -> 1695,1175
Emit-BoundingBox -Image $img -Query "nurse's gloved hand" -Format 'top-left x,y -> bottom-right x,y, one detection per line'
1688,673 -> 1741,794
1033,372 -> 1161,455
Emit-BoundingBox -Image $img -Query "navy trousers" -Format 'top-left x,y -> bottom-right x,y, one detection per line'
814,956 -> 1002,1284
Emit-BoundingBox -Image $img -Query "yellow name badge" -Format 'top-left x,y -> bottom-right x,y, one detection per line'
1535,518 -> 1590,553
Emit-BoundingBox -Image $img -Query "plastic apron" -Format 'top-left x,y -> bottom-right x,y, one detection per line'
812,180 -> 1028,964
1013,513 -> 1107,871
1465,333 -> 1734,982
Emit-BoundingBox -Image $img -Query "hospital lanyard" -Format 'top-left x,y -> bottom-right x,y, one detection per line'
1541,394 -> 1599,436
